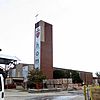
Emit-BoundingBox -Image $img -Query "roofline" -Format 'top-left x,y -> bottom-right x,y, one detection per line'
53,67 -> 93,74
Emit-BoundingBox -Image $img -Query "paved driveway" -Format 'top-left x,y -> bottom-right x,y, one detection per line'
4,89 -> 84,100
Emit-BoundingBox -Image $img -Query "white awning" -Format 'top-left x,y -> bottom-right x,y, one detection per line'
0,54 -> 20,61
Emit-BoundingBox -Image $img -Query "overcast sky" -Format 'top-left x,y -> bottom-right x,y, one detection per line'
0,0 -> 100,76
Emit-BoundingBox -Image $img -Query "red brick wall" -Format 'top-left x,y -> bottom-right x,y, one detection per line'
79,71 -> 93,85
40,22 -> 53,79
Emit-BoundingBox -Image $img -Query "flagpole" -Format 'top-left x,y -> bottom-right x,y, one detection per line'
35,14 -> 39,23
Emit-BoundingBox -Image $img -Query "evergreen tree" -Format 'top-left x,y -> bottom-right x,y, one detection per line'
71,70 -> 83,84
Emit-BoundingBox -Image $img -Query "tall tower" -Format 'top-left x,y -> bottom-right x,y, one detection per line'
34,20 -> 53,79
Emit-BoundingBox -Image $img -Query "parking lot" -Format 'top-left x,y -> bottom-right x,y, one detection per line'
5,89 -> 84,100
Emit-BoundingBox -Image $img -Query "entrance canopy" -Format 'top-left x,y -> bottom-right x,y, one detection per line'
0,54 -> 20,64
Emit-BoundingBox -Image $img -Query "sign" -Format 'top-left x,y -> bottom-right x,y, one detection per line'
34,26 -> 41,69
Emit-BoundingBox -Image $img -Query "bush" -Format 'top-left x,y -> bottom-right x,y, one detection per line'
5,84 -> 16,89
27,68 -> 46,89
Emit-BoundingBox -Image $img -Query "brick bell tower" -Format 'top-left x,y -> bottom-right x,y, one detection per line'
34,20 -> 53,79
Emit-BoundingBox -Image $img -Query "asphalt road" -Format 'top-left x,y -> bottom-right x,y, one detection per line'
5,89 -> 84,100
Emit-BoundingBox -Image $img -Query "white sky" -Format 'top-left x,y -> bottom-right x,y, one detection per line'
0,0 -> 100,76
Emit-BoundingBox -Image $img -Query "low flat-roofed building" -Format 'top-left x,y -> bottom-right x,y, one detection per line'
7,63 -> 34,86
53,67 -> 93,85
